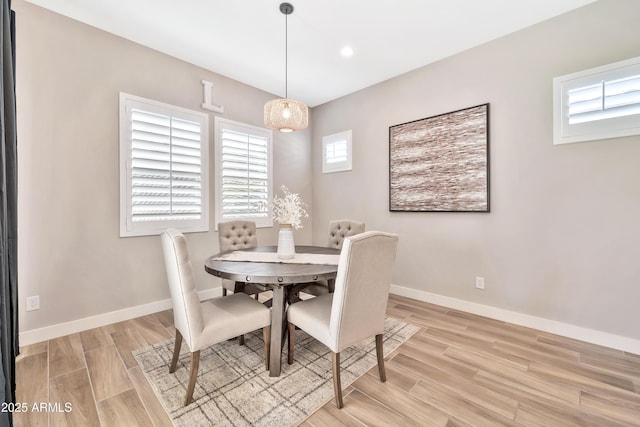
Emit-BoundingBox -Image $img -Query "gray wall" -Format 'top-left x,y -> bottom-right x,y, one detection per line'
15,0 -> 313,332
311,0 -> 640,340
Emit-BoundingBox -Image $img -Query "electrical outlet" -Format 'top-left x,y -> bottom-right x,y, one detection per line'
26,295 -> 40,311
475,277 -> 485,290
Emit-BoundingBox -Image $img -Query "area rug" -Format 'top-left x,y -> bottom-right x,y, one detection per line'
133,317 -> 419,426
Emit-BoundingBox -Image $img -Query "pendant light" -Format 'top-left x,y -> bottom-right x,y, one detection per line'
264,2 -> 309,133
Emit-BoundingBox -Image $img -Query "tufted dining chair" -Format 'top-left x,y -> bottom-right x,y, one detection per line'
302,219 -> 365,296
287,231 -> 399,408
327,219 -> 366,250
218,220 -> 264,298
161,228 -> 271,406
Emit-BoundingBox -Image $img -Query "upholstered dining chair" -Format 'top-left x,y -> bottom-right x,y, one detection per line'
287,231 -> 399,408
218,220 -> 265,298
302,219 -> 365,296
161,228 -> 271,406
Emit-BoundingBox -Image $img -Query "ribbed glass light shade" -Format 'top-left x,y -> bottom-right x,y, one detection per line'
264,98 -> 309,132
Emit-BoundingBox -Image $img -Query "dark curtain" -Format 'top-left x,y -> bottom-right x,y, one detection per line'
0,0 -> 17,426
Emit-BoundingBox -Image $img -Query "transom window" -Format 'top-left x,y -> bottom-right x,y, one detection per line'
553,55 -> 640,145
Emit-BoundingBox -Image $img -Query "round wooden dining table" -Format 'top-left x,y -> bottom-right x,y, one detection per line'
204,245 -> 339,377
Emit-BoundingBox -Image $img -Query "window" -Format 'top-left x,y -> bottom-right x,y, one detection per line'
553,55 -> 640,145
214,117 -> 273,228
322,130 -> 352,173
119,93 -> 209,237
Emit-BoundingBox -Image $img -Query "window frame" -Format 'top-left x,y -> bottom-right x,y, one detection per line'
214,117 -> 273,229
119,92 -> 210,237
553,55 -> 640,145
322,130 -> 353,173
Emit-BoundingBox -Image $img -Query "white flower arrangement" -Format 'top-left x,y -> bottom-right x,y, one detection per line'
272,185 -> 308,229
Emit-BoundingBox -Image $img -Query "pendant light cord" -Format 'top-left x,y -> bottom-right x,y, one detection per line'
285,11 -> 288,99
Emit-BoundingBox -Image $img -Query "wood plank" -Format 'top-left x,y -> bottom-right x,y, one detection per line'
466,325 -> 540,349
84,344 -> 133,402
353,369 -> 450,426
153,309 -> 174,328
14,352 -> 48,427
80,326 -> 114,352
18,341 -> 48,358
111,327 -> 149,369
386,304 -> 415,320
515,400 -> 622,427
400,341 -> 477,379
97,389 -> 153,427
529,360 -> 636,394
132,315 -> 172,344
49,334 -> 85,378
410,379 -> 518,426
406,312 -> 469,332
388,353 -> 519,420
580,390 -> 640,425
474,369 -> 581,408
493,340 -> 580,367
579,352 -> 640,380
402,343 -> 477,378
422,327 -> 496,353
445,309 -> 508,328
367,362 -> 418,392
444,344 -> 529,377
538,333 -> 627,359
49,368 -> 100,427
304,401 -> 366,427
127,366 -> 173,427
388,295 -> 449,313
411,329 -> 451,352
339,389 -> 423,426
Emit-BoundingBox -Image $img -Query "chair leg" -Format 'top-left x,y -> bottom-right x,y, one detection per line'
375,334 -> 386,382
263,325 -> 271,370
222,288 -> 227,296
169,330 -> 183,373
184,351 -> 200,406
238,334 -> 245,346
287,322 -> 295,365
332,352 -> 344,408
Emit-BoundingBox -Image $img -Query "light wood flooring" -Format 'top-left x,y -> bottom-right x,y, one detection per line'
15,294 -> 640,426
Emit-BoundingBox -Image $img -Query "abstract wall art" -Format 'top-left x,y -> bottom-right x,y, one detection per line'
389,103 -> 490,212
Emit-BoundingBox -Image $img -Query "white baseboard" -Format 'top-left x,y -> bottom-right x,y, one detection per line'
19,287 -> 221,346
390,284 -> 640,355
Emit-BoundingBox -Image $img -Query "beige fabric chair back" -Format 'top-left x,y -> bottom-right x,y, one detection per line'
327,219 -> 365,250
329,231 -> 398,352
161,228 -> 204,351
219,220 -> 258,251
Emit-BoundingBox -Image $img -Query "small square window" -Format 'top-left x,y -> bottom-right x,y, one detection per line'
322,130 -> 352,173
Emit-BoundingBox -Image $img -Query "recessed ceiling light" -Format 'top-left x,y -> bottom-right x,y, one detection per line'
341,46 -> 354,57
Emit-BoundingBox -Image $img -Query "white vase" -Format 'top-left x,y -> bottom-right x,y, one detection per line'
277,224 -> 296,259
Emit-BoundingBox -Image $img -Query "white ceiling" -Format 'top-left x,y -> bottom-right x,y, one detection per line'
25,0 -> 596,107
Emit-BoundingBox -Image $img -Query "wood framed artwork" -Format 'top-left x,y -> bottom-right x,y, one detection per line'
389,103 -> 490,212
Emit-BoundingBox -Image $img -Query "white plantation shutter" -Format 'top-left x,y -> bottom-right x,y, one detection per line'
325,139 -> 348,164
215,117 -> 273,228
567,75 -> 640,124
120,93 -> 209,236
554,56 -> 640,145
